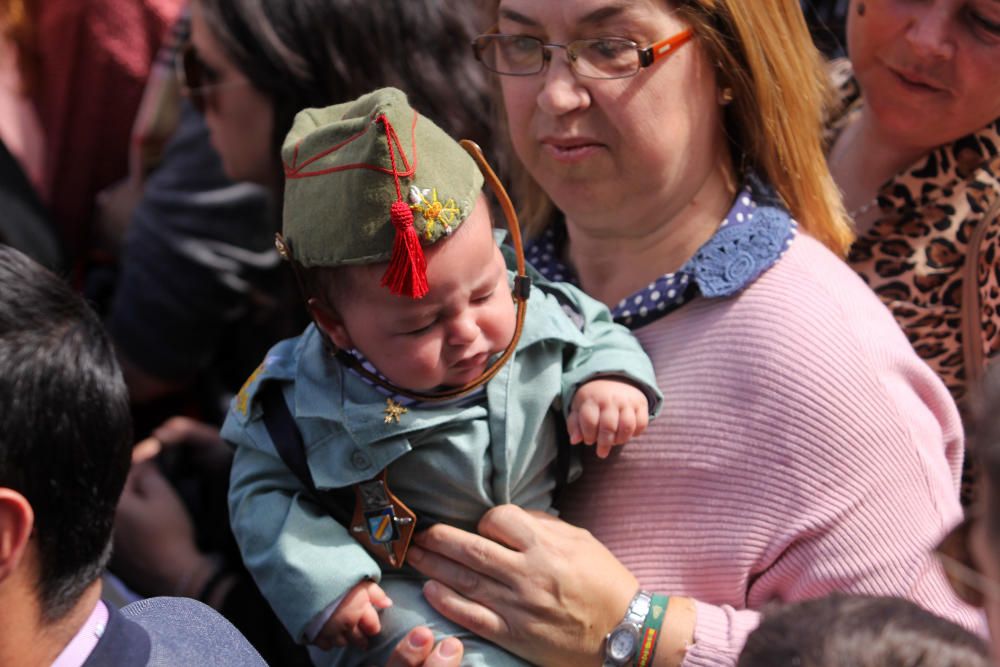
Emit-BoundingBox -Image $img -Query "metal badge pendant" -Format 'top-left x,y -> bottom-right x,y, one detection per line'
350,470 -> 416,568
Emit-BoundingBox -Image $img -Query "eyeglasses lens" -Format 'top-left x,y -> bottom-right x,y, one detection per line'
476,35 -> 542,76
570,39 -> 640,78
475,35 -> 640,79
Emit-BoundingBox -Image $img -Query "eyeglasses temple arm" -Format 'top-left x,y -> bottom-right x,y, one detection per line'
640,28 -> 694,67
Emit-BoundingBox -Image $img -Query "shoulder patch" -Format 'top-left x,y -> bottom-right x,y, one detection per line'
235,362 -> 267,417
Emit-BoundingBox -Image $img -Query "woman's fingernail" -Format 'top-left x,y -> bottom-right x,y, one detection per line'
408,629 -> 430,648
438,638 -> 461,658
408,545 -> 424,563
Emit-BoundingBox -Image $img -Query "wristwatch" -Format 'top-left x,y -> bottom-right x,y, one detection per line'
603,589 -> 653,667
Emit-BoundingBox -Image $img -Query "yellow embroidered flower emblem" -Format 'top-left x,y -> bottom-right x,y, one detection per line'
409,186 -> 460,239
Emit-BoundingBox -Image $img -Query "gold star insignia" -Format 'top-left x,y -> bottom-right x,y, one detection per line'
383,398 -> 408,424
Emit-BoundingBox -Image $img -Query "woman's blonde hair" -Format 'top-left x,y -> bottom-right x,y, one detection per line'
490,0 -> 854,256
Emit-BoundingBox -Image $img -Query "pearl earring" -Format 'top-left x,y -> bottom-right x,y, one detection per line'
718,87 -> 734,105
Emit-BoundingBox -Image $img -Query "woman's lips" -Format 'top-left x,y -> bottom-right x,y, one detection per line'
889,66 -> 947,95
539,136 -> 604,162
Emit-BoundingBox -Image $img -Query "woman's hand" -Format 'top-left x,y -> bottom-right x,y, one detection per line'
386,627 -> 464,667
407,505 -> 639,667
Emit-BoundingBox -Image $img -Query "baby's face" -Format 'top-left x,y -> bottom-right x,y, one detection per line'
329,198 -> 516,390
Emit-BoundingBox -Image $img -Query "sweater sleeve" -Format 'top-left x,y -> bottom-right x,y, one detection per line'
224,405 -> 381,642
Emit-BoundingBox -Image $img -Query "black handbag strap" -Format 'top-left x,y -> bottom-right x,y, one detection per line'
259,381 -> 353,526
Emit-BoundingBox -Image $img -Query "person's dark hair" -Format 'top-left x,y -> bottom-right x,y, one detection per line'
737,594 -> 990,667
195,0 -> 497,183
0,244 -> 132,620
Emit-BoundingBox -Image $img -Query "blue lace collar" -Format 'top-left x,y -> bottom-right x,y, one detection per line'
525,176 -> 797,329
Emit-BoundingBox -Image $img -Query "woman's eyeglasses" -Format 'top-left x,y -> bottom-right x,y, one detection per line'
471,28 -> 693,80
174,43 -> 251,113
935,513 -> 1000,608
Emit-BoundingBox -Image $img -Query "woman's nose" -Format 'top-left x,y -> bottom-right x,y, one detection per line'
905,5 -> 955,61
536,54 -> 592,117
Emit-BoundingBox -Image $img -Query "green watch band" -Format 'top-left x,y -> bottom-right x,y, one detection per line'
636,594 -> 669,667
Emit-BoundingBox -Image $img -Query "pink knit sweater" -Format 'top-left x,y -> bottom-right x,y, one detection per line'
558,233 -> 983,667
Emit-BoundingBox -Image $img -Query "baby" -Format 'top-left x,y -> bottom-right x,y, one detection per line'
223,88 -> 661,666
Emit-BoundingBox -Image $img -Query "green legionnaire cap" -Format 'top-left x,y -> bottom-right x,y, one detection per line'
278,87 -> 484,298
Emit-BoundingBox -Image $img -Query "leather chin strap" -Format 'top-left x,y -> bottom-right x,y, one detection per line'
280,140 -> 531,403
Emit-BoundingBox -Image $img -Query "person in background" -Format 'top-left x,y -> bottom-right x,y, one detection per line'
830,0 -> 1000,420
737,594 -> 990,667
2,0 -> 184,274
827,0 -> 1000,506
0,243 -> 266,666
392,1 -> 982,665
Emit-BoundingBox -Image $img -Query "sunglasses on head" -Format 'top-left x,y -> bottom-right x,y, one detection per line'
935,512 -> 1000,608
174,42 -> 250,114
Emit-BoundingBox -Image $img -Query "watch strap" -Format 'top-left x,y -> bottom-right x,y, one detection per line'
603,589 -> 653,667
637,594 -> 669,667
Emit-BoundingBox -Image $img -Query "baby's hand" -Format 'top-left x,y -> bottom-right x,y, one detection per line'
567,379 -> 649,458
314,580 -> 393,650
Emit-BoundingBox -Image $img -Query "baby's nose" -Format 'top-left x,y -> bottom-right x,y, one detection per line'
446,313 -> 479,346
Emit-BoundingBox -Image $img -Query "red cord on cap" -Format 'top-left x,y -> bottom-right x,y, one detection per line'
379,115 -> 428,298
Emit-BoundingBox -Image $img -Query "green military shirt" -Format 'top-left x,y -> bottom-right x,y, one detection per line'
222,266 -> 661,650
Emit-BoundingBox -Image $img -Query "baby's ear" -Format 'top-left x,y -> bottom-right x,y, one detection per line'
308,297 -> 353,350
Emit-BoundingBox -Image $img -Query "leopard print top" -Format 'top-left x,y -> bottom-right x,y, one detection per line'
827,59 -> 1000,414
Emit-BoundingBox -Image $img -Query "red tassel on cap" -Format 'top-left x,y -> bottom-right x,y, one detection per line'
378,113 -> 428,298
381,200 -> 428,298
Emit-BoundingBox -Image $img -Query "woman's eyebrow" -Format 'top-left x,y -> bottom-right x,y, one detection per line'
498,4 -> 633,29
577,5 -> 634,27
498,7 -> 538,27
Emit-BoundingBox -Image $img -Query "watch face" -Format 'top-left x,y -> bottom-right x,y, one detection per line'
608,627 -> 638,662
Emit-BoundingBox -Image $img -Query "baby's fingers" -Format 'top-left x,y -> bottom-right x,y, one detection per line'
595,405 -> 620,458
614,406 -> 638,445
368,583 -> 393,610
359,601 -> 385,637
574,400 -> 601,445
347,623 -> 370,649
566,411 -> 583,445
